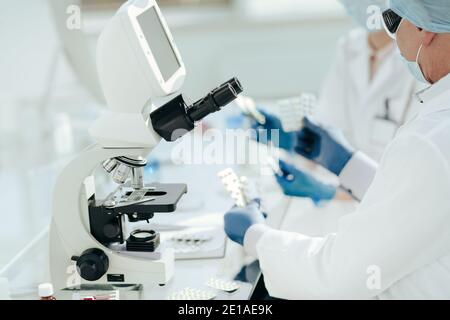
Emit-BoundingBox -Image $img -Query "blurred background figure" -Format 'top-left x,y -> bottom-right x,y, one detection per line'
316,0 -> 422,161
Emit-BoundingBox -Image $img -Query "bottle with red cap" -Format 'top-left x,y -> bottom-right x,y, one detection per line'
38,283 -> 56,300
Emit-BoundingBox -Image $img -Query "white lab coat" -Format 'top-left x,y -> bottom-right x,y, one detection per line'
246,74 -> 450,299
316,29 -> 422,161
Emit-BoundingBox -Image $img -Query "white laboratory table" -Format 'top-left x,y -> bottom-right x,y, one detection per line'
4,142 -> 292,300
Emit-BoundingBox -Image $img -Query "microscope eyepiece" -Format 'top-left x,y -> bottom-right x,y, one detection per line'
211,77 -> 243,107
151,77 -> 244,142
187,86 -> 231,122
225,77 -> 243,96
210,84 -> 237,109
187,78 -> 243,122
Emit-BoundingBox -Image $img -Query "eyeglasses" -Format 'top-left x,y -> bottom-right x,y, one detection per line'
382,9 -> 403,40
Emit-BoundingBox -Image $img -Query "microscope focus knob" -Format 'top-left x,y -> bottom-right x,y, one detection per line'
74,248 -> 109,281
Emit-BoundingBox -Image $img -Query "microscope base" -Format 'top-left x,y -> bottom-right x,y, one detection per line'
50,221 -> 175,292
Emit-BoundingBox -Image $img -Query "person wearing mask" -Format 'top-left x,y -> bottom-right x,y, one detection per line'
225,0 -> 450,299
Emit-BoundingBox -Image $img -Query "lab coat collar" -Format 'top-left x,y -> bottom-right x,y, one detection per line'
416,73 -> 450,103
416,73 -> 450,117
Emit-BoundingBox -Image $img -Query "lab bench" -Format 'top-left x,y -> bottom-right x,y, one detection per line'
4,156 -> 290,300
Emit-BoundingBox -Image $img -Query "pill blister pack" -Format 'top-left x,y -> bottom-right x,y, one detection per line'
277,93 -> 318,132
167,287 -> 217,300
73,291 -> 120,300
206,278 -> 240,293
218,168 -> 247,207
172,233 -> 212,242
167,278 -> 241,300
169,233 -> 213,253
218,168 -> 259,208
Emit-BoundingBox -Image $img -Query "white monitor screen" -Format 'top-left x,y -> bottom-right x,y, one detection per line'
137,8 -> 181,81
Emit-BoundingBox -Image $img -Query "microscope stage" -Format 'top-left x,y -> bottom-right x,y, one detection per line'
120,183 -> 188,213
93,183 -> 188,214
88,183 -> 188,246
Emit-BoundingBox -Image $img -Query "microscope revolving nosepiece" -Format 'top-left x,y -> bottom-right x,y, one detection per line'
102,158 -> 118,173
112,164 -> 132,185
103,156 -> 148,186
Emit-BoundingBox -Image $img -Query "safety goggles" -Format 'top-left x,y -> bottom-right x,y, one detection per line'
382,9 -> 403,40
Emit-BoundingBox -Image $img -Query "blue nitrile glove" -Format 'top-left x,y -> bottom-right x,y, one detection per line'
275,160 -> 336,203
295,117 -> 355,176
251,110 -> 296,152
224,201 -> 266,246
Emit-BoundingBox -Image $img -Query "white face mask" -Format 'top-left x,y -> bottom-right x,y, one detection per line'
400,44 -> 429,84
395,20 -> 430,84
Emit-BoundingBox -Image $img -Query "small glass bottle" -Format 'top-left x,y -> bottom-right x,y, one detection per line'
39,283 -> 56,300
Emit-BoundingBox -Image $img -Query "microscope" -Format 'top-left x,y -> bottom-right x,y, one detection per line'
50,0 -> 243,291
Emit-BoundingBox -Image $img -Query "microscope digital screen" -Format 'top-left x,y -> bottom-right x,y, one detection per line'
137,7 -> 181,81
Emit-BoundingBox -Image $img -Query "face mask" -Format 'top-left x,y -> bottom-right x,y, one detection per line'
400,44 -> 429,84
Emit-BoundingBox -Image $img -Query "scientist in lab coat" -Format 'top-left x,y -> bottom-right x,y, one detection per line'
225,0 -> 450,299
254,0 -> 422,204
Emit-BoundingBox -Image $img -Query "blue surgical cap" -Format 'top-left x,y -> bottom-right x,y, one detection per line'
339,0 -> 388,12
339,0 -> 389,31
390,0 -> 450,33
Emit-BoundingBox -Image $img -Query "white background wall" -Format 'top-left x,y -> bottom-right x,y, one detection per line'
173,16 -> 351,99
0,0 -> 353,102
